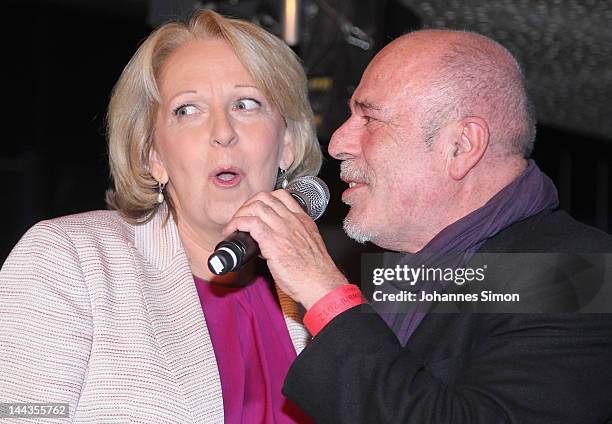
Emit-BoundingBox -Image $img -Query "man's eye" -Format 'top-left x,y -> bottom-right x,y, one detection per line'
173,104 -> 198,117
364,115 -> 375,124
236,98 -> 261,111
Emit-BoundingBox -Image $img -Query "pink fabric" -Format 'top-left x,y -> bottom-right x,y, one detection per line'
194,275 -> 312,424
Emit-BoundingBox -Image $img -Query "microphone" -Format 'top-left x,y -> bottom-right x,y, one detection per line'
207,176 -> 330,276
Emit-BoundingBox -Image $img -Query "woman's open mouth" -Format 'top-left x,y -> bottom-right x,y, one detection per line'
211,167 -> 243,188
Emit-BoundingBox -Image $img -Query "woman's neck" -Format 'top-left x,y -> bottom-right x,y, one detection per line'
177,218 -> 256,286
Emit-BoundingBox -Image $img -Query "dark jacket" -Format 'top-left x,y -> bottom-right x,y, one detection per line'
284,210 -> 612,423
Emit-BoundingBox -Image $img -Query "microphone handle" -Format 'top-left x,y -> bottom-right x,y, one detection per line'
207,193 -> 306,276
207,231 -> 259,276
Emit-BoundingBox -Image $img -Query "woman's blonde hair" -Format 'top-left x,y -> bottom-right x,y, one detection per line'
106,9 -> 322,222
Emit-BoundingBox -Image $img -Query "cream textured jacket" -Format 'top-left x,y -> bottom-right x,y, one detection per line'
0,209 -> 310,423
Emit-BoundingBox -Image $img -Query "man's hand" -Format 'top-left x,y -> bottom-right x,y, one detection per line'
223,189 -> 347,309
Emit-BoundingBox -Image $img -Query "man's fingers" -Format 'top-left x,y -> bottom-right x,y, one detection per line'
270,189 -> 307,215
224,190 -> 310,236
223,201 -> 298,239
222,215 -> 273,243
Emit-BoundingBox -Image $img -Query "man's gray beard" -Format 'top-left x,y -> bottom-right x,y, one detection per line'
342,215 -> 374,244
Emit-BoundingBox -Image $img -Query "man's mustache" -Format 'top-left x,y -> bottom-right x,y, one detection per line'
340,161 -> 371,185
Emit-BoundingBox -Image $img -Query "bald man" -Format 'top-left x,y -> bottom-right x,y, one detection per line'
225,30 -> 612,423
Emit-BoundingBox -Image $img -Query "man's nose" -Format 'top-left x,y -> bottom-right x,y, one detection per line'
328,118 -> 360,160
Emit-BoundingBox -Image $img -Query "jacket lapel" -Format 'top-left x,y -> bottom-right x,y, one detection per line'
135,208 -> 224,423
134,207 -> 310,422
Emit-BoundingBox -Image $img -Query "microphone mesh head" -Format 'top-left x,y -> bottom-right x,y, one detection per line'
285,176 -> 330,221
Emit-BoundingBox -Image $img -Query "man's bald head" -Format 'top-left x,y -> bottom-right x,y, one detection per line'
373,29 -> 535,158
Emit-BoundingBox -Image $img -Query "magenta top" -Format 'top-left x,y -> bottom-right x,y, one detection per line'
194,275 -> 312,424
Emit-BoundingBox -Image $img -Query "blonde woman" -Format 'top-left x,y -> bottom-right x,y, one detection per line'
0,10 -> 320,423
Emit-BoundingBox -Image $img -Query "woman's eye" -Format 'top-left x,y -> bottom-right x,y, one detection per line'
235,98 -> 261,111
173,104 -> 198,117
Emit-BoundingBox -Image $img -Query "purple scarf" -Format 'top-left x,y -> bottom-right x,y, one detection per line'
380,160 -> 559,345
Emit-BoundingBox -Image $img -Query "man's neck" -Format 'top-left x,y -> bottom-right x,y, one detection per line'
395,157 -> 529,253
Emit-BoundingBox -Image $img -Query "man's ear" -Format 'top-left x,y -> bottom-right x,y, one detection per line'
148,146 -> 169,184
279,128 -> 296,171
447,117 -> 489,180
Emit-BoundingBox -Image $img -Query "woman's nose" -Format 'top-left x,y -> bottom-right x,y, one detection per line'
210,110 -> 237,147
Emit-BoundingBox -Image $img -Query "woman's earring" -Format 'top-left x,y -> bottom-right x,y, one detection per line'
279,169 -> 288,189
157,182 -> 166,204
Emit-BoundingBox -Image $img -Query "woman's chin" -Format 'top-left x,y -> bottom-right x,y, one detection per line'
207,208 -> 243,230
183,195 -> 258,232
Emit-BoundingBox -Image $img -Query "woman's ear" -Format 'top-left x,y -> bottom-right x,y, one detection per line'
279,128 -> 296,171
447,117 -> 489,181
148,147 -> 169,184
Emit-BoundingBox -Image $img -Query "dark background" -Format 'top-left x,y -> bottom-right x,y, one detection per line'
2,0 -> 611,281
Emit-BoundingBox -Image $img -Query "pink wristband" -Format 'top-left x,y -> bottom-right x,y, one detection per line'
304,284 -> 367,336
